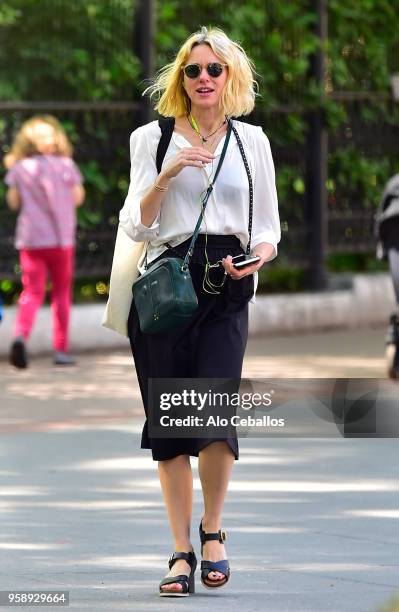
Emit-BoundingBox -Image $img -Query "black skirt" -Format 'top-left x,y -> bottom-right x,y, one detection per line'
127,234 -> 254,461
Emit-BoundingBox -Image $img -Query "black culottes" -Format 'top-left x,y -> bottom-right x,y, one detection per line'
127,234 -> 254,461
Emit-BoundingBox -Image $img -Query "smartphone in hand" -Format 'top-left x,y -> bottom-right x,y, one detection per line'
232,255 -> 261,269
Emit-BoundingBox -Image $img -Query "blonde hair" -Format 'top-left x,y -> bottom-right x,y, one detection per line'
143,26 -> 259,118
3,115 -> 73,169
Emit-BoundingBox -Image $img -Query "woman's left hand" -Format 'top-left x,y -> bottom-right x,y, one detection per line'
221,242 -> 275,280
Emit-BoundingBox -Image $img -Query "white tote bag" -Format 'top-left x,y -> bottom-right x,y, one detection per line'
101,225 -> 146,337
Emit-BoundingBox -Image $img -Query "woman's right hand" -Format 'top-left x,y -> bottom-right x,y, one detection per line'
161,147 -> 215,180
139,147 -> 215,229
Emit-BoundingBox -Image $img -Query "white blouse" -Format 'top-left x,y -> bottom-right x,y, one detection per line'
119,118 -> 281,301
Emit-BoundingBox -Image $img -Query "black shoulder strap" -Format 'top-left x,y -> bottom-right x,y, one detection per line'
156,117 -> 175,174
229,119 -> 254,255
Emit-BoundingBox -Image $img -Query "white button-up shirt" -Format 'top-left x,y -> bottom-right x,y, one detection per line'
119,118 -> 281,301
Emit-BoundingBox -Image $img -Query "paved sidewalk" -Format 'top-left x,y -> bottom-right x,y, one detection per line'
1,329 -> 399,611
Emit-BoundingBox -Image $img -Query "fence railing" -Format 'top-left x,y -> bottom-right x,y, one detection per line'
1,96 -> 398,281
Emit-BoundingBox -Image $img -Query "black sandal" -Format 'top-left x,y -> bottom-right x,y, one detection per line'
199,520 -> 230,589
159,550 -> 197,597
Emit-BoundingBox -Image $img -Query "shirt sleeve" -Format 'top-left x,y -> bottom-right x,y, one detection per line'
4,164 -> 19,187
250,126 -> 281,261
68,159 -> 84,185
119,125 -> 160,242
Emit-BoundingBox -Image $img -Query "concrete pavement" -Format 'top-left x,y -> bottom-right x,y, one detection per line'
1,328 -> 399,611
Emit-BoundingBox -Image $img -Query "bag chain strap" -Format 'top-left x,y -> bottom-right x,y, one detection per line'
228,121 -> 253,255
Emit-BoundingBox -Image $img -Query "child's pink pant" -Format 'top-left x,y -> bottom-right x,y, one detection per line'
14,247 -> 74,352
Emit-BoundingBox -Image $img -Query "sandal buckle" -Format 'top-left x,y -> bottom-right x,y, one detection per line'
219,529 -> 227,542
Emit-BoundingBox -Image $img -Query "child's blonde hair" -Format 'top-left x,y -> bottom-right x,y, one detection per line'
3,115 -> 73,169
143,25 -> 259,118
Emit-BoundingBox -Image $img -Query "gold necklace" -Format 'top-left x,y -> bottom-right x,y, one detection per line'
202,128 -> 220,153
187,114 -> 226,144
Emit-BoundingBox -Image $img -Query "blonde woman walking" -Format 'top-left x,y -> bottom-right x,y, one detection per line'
118,26 -> 280,596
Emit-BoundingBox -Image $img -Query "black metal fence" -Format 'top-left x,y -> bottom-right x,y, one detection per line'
1,96 -> 397,282
2,0 -> 399,283
328,97 -> 399,255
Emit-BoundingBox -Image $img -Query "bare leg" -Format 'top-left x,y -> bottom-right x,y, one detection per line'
158,454 -> 194,592
198,441 -> 235,583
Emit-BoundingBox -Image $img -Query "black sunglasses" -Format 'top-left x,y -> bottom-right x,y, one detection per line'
182,62 -> 227,79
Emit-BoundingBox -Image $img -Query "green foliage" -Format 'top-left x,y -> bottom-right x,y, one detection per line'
328,0 -> 399,90
0,277 -> 110,305
155,0 -> 319,114
0,256 -> 389,305
0,0 -> 140,100
327,253 -> 388,273
329,146 -> 391,211
258,264 -> 306,294
1,0 -> 399,288
1,1 -> 398,107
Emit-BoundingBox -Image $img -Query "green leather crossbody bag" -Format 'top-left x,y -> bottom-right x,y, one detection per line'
132,120 -> 232,334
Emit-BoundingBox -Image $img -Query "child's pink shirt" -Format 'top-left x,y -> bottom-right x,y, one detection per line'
5,154 -> 83,249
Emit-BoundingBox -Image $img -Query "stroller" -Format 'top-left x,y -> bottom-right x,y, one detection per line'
375,174 -> 399,379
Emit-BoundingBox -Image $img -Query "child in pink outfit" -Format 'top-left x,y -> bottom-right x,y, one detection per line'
4,115 -> 85,368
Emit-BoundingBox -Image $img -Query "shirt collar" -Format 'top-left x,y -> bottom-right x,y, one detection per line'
171,123 -> 238,158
